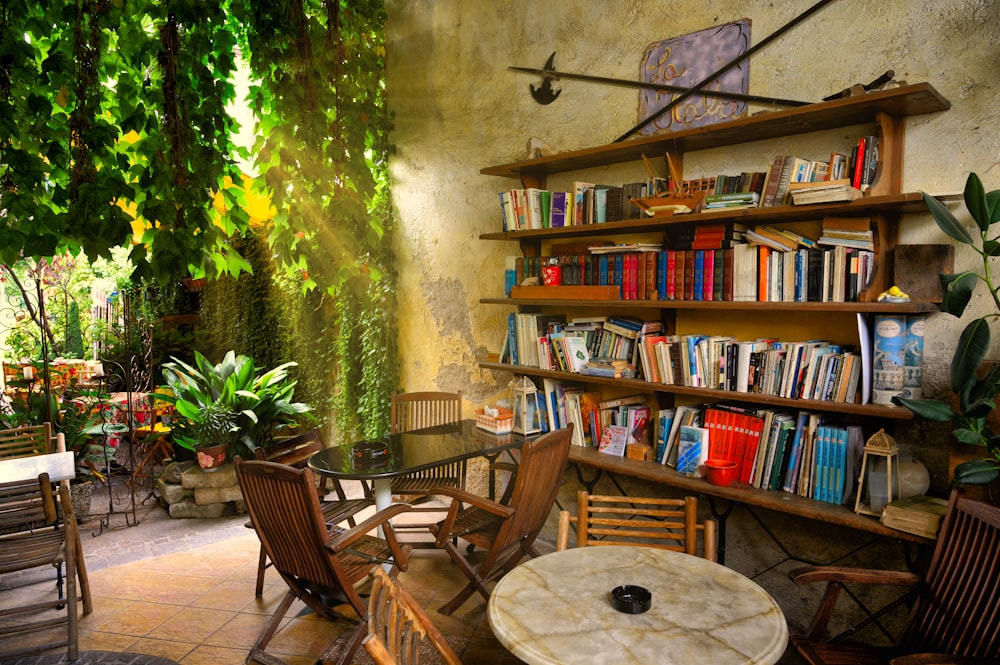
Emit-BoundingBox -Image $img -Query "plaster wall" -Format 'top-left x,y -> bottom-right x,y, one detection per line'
386,0 -> 1000,479
385,0 -> 999,643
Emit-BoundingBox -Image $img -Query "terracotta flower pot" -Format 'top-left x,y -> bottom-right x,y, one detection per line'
196,444 -> 227,472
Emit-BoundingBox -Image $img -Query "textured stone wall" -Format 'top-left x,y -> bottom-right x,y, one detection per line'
386,0 -> 1000,490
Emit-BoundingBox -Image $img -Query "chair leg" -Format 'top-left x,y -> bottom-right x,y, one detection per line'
246,590 -> 296,664
66,553 -> 79,661
75,528 -> 92,615
255,546 -> 268,598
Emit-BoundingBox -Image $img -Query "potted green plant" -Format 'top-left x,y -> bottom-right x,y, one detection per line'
893,173 -> 1000,487
157,350 -> 313,462
182,401 -> 238,472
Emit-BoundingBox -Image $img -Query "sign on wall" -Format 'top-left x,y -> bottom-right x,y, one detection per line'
637,19 -> 751,136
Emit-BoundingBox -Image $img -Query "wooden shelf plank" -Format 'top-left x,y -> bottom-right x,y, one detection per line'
478,362 -> 915,420
566,446 -> 931,543
481,83 -> 950,182
481,297 -> 938,314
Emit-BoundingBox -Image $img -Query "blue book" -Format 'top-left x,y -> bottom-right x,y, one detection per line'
550,191 -> 569,227
614,255 -> 624,298
657,251 -> 668,300
813,425 -> 828,502
782,412 -> 809,492
654,408 -> 675,463
832,426 -> 848,504
507,313 -> 519,366
599,255 -> 609,285
692,250 -> 705,301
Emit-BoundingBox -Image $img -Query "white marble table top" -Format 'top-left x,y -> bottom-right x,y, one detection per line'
488,545 -> 788,665
0,451 -> 75,483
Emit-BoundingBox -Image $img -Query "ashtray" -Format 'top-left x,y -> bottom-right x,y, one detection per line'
611,585 -> 651,614
351,440 -> 389,470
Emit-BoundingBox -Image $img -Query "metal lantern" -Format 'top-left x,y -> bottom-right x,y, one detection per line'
854,429 -> 900,516
509,375 -> 541,435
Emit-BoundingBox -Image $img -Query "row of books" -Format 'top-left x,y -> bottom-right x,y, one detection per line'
528,379 -> 653,451
503,313 -> 867,407
654,404 -> 864,505
498,179 -> 665,231
636,334 -> 864,405
498,137 -> 881,232
510,242 -> 875,304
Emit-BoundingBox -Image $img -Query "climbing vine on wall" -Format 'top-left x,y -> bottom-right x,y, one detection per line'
0,0 -> 397,436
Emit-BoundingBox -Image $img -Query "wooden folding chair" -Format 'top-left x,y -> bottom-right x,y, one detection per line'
235,458 -> 412,665
249,428 -> 375,597
556,491 -> 717,561
428,424 -> 572,615
0,423 -> 56,460
0,472 -> 93,661
388,392 -> 463,546
789,488 -> 1000,665
363,567 -> 463,665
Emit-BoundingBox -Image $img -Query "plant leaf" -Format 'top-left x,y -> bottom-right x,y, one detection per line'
891,396 -> 955,422
952,457 -> 1000,487
952,318 -> 990,393
923,191 -> 973,244
964,173 -> 991,232
940,272 -> 977,317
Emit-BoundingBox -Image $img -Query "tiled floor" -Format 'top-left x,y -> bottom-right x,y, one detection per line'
2,483 -> 807,665
1,534 -> 525,665
0,491 -> 525,665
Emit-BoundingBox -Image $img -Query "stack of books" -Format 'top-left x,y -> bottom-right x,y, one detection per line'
704,191 -> 759,210
880,494 -> 949,538
818,216 -> 875,251
788,179 -> 863,205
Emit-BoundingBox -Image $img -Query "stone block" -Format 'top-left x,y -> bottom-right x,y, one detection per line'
155,477 -> 194,505
162,459 -> 196,484
181,463 -> 237,489
195,485 -> 244,505
233,499 -> 248,514
168,498 -> 227,519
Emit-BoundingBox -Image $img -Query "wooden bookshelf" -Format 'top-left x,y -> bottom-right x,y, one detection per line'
477,83 -> 951,519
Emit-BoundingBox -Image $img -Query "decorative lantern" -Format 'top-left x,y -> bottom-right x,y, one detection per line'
854,429 -> 900,516
509,375 -> 541,436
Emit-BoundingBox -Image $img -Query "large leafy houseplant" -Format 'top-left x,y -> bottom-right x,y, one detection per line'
158,350 -> 312,459
894,173 -> 1000,486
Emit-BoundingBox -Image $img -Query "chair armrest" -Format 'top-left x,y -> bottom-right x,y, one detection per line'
790,565 -> 921,587
490,462 -> 518,474
428,486 -> 516,518
327,503 -> 415,571
789,565 -> 922,642
431,486 -> 516,548
891,655 -> 997,665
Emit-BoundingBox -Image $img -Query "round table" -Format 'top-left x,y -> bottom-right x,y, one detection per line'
488,545 -> 788,665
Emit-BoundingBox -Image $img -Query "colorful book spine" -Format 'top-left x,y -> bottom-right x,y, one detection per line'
872,315 -> 906,405
903,315 -> 925,400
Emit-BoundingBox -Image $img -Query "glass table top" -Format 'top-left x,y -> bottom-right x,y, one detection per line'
307,419 -> 528,480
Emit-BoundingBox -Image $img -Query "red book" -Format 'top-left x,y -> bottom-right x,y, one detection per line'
665,251 -> 677,300
757,246 -> 771,302
644,252 -> 656,300
702,249 -> 715,301
740,414 -> 765,484
851,136 -> 866,189
674,251 -> 686,300
683,250 -> 695,300
636,252 -> 646,301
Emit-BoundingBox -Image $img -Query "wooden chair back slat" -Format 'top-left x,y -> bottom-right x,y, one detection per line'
897,493 -> 1000,659
364,567 -> 463,665
560,492 -> 717,561
390,392 -> 462,435
0,424 -> 55,460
